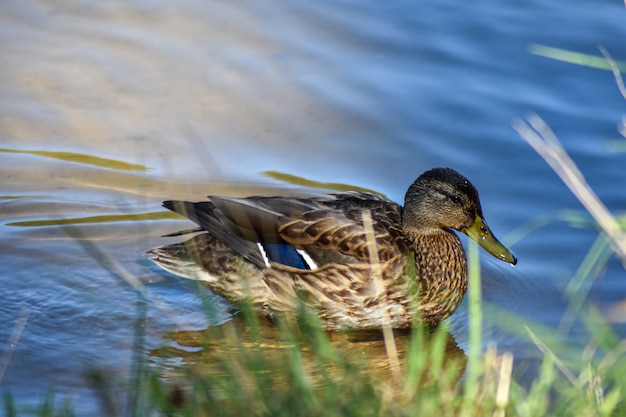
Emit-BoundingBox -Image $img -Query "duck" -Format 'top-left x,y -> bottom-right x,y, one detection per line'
147,167 -> 516,330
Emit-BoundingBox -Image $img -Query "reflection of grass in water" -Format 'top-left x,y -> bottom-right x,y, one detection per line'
0,147 -> 149,172
5,211 -> 179,227
263,170 -> 386,196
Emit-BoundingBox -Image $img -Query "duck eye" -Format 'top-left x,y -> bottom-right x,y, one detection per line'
450,194 -> 462,204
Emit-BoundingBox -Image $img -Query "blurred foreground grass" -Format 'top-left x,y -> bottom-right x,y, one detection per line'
4,228 -> 624,417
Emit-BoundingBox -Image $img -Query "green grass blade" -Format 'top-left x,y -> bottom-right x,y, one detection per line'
528,44 -> 626,72
461,240 -> 482,417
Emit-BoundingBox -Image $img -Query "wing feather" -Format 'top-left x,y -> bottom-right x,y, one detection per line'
163,192 -> 405,269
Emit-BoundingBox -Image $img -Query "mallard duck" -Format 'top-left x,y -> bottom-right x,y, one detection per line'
148,167 -> 516,330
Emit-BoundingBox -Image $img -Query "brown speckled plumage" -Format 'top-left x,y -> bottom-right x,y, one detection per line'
147,167 -> 516,330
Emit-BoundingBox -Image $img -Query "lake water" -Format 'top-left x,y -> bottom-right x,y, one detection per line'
1,0 -> 625,414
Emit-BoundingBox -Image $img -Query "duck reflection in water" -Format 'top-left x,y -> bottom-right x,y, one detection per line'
150,312 -> 468,392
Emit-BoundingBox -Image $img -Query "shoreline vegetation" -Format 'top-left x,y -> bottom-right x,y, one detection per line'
4,47 -> 626,416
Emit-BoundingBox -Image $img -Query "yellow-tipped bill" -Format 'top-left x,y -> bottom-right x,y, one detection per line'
462,215 -> 517,265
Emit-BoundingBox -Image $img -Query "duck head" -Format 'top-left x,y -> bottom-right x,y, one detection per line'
402,167 -> 517,265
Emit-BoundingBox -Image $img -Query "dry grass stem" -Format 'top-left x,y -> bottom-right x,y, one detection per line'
619,117 -> 626,140
494,351 -> 514,416
598,46 -> 626,100
513,114 -> 626,265
362,210 -> 402,383
526,326 -> 577,384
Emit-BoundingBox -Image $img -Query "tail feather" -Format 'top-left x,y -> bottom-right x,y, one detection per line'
163,200 -> 267,268
146,245 -> 217,282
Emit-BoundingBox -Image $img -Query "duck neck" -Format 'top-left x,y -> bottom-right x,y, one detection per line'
408,230 -> 469,323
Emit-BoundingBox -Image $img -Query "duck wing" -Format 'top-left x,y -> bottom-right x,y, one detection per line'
274,192 -> 405,264
163,192 -> 404,270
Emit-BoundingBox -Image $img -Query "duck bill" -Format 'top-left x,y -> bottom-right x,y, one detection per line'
462,215 -> 517,265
